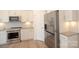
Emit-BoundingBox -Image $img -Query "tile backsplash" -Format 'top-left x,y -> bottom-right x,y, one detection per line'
5,21 -> 33,29
6,22 -> 22,28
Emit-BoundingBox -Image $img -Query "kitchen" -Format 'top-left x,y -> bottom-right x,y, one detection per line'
0,10 -> 46,48
0,11 -> 34,45
0,10 -> 79,48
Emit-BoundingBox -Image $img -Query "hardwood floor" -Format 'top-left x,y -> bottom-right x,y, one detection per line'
0,40 -> 48,48
45,35 -> 55,48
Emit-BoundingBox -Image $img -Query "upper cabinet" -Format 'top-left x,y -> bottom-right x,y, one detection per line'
64,11 -> 72,21
20,11 -> 28,22
8,11 -> 17,16
73,11 -> 77,21
8,10 -> 23,16
0,11 -> 9,22
0,10 -> 33,22
27,11 -> 33,22
64,10 -> 77,21
20,11 -> 33,22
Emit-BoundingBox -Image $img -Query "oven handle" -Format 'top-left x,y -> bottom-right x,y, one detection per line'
7,30 -> 20,33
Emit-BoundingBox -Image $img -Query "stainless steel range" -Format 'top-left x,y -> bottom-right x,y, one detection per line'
7,27 -> 21,43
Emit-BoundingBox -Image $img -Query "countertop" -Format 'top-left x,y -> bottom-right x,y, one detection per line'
60,32 -> 79,37
0,27 -> 34,31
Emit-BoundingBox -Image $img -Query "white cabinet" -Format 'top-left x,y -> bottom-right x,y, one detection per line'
60,33 -> 78,48
20,11 -> 27,22
64,11 -> 72,21
64,10 -> 77,21
68,35 -> 78,47
0,11 -> 21,22
8,11 -> 22,16
8,11 -> 17,16
21,28 -> 34,40
72,11 -> 77,21
0,31 -> 7,45
0,16 -> 9,22
0,10 -> 33,22
20,11 -> 33,22
60,34 -> 68,48
0,11 -> 9,22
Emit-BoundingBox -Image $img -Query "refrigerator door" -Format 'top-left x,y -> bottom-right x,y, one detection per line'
44,11 -> 59,48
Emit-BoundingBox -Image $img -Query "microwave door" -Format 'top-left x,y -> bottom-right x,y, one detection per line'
9,16 -> 19,21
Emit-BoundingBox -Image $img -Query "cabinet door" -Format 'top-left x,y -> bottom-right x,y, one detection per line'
21,29 -> 34,40
0,31 -> 7,45
60,34 -> 68,48
8,11 -> 17,16
0,11 -> 9,22
64,10 -> 73,21
20,11 -> 28,22
20,11 -> 33,22
72,11 -> 77,21
68,35 -> 78,48
26,11 -> 33,22
64,10 -> 77,21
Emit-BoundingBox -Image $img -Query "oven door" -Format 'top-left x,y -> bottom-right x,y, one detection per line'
8,31 -> 19,39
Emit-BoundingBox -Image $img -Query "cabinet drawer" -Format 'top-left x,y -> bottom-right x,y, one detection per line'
0,31 -> 7,45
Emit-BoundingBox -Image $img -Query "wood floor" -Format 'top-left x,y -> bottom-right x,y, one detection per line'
0,40 -> 48,48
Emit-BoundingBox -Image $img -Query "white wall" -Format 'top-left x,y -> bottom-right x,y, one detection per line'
33,11 -> 45,41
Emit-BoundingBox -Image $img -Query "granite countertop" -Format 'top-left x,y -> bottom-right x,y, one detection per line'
21,27 -> 33,29
0,27 -> 34,31
60,32 -> 79,37
7,27 -> 34,31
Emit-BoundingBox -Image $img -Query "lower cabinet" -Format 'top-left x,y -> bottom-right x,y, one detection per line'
0,31 -> 7,45
60,34 -> 78,48
21,28 -> 34,40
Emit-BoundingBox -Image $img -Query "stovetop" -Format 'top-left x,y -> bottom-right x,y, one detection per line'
7,27 -> 22,31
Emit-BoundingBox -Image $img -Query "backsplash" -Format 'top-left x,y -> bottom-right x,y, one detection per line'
6,22 -> 22,28
5,21 -> 33,29
64,21 -> 78,33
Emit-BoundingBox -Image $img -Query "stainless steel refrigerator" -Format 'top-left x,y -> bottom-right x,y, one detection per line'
44,10 -> 60,48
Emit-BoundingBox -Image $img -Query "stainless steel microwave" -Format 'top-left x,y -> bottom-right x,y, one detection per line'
9,16 -> 19,22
